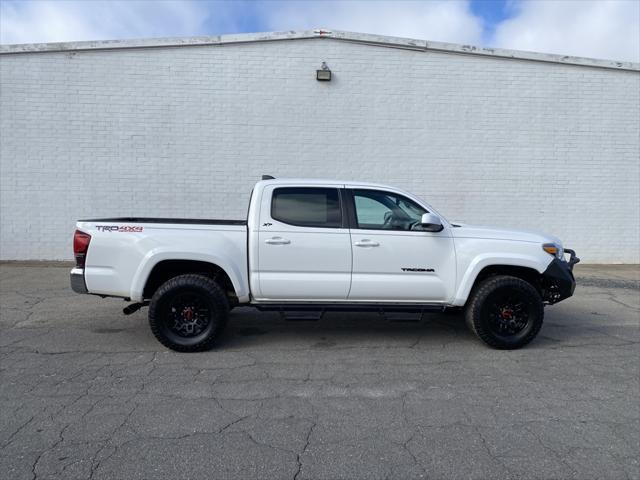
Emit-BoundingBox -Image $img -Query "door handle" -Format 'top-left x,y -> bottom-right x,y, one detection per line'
354,240 -> 379,247
265,237 -> 291,245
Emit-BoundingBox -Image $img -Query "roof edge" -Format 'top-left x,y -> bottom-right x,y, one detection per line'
1,28 -> 638,72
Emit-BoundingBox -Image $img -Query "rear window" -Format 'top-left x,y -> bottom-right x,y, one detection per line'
271,187 -> 342,228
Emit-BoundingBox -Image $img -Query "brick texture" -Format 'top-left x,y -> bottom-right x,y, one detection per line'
1,38 -> 638,262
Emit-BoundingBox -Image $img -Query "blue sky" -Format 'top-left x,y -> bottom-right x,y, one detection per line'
469,0 -> 511,39
1,0 -> 638,62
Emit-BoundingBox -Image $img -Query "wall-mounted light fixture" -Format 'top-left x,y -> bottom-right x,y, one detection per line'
316,62 -> 331,81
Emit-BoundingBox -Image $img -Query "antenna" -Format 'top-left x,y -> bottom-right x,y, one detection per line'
262,175 -> 275,180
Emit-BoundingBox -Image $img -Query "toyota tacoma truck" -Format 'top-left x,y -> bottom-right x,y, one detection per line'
71,177 -> 578,352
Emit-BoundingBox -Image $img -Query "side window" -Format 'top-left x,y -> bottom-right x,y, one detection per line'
271,187 -> 342,228
354,195 -> 391,227
353,189 -> 427,231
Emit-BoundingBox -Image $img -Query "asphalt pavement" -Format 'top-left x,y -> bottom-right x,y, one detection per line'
1,263 -> 638,479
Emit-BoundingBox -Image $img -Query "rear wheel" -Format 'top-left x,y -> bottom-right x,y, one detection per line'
465,275 -> 543,349
148,274 -> 229,352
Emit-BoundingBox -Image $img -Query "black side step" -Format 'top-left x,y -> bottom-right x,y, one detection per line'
382,311 -> 425,323
280,311 -> 324,322
254,303 -> 445,314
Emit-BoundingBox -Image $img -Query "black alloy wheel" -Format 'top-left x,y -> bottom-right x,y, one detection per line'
148,274 -> 229,352
465,275 -> 544,349
484,289 -> 534,341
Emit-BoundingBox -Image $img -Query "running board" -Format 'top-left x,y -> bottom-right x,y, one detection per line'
280,311 -> 324,322
254,303 -> 445,314
382,311 -> 425,323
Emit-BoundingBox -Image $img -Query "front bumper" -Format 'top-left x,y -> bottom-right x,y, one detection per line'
70,268 -> 88,294
541,249 -> 579,304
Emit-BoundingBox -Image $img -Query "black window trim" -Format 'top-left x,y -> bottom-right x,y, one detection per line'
343,188 -> 358,229
270,186 -> 346,229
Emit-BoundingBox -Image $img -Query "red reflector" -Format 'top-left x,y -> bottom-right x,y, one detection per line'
73,230 -> 91,267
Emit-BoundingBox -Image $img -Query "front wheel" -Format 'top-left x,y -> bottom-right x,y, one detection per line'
465,275 -> 543,349
148,274 -> 229,352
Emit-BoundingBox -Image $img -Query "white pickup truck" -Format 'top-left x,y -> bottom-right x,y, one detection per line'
71,177 -> 578,352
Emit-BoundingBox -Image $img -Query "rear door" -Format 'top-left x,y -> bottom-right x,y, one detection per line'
255,185 -> 352,301
346,187 -> 456,303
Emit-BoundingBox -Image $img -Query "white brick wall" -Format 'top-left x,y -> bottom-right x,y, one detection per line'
1,36 -> 639,262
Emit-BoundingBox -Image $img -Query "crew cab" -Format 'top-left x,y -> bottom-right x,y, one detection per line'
71,177 -> 578,351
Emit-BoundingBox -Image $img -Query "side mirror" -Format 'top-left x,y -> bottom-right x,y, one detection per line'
420,213 -> 444,232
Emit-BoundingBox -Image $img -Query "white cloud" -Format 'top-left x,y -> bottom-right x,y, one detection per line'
0,0 -> 211,44
492,0 -> 639,62
1,0 -> 638,62
260,0 -> 485,46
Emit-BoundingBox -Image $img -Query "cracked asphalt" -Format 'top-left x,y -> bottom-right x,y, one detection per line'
1,263 -> 638,480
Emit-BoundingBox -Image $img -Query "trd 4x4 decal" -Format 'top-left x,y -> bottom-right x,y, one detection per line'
96,225 -> 144,233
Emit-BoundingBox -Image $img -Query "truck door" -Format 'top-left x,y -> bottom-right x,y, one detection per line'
346,187 -> 456,303
255,185 -> 352,301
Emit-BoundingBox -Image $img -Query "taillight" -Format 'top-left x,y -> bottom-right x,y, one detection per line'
73,230 -> 91,268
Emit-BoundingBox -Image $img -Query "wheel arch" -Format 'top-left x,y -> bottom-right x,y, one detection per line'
130,250 -> 248,303
452,255 -> 549,307
472,264 -> 542,290
143,260 -> 236,301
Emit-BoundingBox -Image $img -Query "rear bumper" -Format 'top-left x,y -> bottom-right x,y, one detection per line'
70,268 -> 88,294
541,252 -> 578,304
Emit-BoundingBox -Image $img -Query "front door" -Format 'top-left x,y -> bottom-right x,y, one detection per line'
256,185 -> 352,301
346,187 -> 456,303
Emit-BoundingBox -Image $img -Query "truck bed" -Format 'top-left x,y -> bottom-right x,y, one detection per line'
75,217 -> 249,300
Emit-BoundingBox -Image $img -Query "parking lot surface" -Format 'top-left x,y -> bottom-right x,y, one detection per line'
1,263 -> 638,480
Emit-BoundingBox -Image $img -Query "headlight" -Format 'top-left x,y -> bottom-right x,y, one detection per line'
542,243 -> 564,260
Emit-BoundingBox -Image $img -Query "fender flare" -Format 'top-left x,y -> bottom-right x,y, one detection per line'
451,254 -> 550,306
129,248 -> 249,302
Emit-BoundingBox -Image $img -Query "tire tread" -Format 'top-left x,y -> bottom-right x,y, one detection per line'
465,275 -> 543,349
148,274 -> 229,352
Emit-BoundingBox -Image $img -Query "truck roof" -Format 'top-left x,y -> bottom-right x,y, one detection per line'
257,178 -> 394,189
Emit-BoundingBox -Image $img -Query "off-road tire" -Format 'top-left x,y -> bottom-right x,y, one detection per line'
148,274 -> 229,352
465,275 -> 543,349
